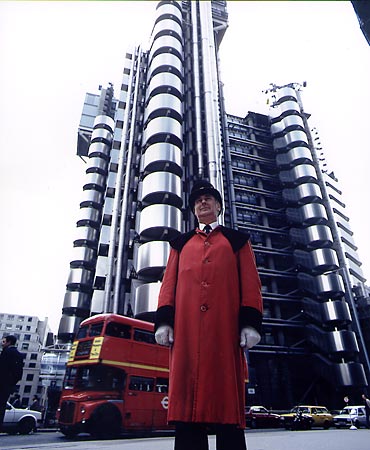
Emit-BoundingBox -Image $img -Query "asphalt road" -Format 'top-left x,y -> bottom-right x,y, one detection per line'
0,428 -> 369,450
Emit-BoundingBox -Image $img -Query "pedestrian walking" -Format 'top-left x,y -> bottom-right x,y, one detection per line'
30,395 -> 42,412
155,180 -> 263,450
0,335 -> 24,429
10,393 -> 22,408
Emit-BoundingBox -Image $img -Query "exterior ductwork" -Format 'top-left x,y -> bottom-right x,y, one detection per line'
133,0 -> 184,318
268,83 -> 368,387
58,110 -> 115,341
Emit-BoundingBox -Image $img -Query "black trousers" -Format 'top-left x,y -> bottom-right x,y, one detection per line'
0,388 -> 12,429
174,422 -> 247,450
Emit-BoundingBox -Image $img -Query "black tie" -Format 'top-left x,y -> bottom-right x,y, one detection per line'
203,225 -> 212,234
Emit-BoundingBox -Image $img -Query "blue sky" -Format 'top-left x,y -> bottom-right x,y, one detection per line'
0,1 -> 369,333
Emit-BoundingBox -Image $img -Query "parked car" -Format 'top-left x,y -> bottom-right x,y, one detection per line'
333,406 -> 367,428
245,405 -> 281,428
1,402 -> 42,434
280,405 -> 333,429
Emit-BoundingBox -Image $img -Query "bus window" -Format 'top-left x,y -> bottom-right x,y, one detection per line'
106,322 -> 131,339
156,378 -> 169,393
129,376 -> 154,392
63,367 -> 78,389
90,323 -> 104,337
74,366 -> 125,391
133,329 -> 156,344
76,325 -> 88,339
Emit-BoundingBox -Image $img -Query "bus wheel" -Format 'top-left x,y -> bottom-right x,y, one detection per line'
89,404 -> 122,438
60,425 -> 79,438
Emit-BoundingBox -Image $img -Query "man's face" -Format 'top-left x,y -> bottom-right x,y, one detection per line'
194,194 -> 220,224
2,338 -> 10,349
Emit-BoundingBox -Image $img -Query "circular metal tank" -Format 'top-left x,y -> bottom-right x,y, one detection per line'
136,241 -> 170,276
138,204 -> 182,240
141,171 -> 182,208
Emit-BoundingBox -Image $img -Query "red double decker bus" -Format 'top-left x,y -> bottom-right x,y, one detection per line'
57,314 -> 170,437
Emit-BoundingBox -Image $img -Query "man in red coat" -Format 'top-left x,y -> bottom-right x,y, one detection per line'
155,180 -> 263,450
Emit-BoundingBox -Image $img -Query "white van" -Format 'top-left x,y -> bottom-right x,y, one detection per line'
333,406 -> 367,428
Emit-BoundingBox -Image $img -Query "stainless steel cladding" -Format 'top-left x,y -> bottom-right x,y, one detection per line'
303,299 -> 352,325
151,19 -> 183,43
88,141 -> 111,158
282,183 -> 322,204
141,172 -> 182,208
269,100 -> 301,120
273,130 -> 309,151
274,86 -> 297,103
306,327 -> 359,354
286,203 -> 328,225
328,330 -> 359,353
278,164 -> 317,185
149,35 -> 183,63
61,112 -> 114,335
77,206 -> 101,226
134,282 -> 162,317
136,241 -> 171,276
90,127 -> 113,145
84,172 -> 106,191
58,315 -> 80,337
298,272 -> 345,298
147,72 -> 183,99
69,246 -> 96,268
276,146 -> 313,168
63,291 -> 91,310
333,363 -> 367,386
73,226 -> 98,245
289,224 -> 333,247
93,114 -> 115,133
270,114 -> 305,136
67,268 -> 94,288
293,248 -> 339,273
80,189 -> 103,207
143,117 -> 182,147
130,6 -> 184,319
268,84 -> 366,387
138,204 -> 182,240
154,1 -> 182,22
144,93 -> 182,124
91,289 -> 105,314
147,53 -> 183,81
142,142 -> 182,176
86,157 -> 108,174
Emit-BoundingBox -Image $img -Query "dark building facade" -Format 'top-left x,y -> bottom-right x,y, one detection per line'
58,1 -> 369,409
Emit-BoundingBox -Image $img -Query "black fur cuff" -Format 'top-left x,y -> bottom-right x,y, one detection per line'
239,306 -> 262,334
155,305 -> 175,332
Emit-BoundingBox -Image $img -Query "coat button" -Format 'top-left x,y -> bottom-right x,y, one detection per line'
200,304 -> 208,312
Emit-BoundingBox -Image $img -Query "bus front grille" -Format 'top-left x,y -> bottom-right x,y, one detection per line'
59,401 -> 76,423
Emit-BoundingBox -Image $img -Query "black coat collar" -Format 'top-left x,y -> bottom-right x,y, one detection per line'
170,226 -> 250,253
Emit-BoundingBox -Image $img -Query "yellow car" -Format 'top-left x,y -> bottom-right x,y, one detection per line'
280,405 -> 333,429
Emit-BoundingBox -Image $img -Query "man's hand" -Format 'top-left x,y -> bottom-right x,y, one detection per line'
240,326 -> 261,349
155,325 -> 174,347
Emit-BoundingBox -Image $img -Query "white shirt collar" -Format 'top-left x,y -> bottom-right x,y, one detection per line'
198,220 -> 219,231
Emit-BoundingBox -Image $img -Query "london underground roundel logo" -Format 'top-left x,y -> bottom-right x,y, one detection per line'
161,396 -> 169,410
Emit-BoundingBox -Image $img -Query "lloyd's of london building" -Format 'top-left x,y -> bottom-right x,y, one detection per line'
58,0 -> 370,408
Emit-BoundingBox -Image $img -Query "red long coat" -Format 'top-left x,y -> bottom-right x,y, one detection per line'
157,226 -> 262,427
